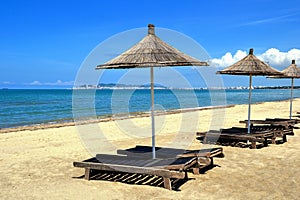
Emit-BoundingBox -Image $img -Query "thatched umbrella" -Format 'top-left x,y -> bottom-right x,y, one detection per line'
217,48 -> 282,133
96,24 -> 208,158
269,60 -> 300,119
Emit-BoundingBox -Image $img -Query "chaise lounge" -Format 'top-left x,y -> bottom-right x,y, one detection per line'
73,145 -> 224,190
197,128 -> 275,149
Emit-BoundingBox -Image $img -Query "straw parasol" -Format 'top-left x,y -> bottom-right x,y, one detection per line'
96,24 -> 208,158
217,48 -> 282,133
269,60 -> 300,119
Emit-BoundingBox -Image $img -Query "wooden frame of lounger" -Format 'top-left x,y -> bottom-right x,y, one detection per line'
241,118 -> 299,126
266,118 -> 300,135
249,125 -> 287,142
231,126 -> 284,144
74,155 -> 200,190
240,118 -> 298,137
197,129 -> 274,149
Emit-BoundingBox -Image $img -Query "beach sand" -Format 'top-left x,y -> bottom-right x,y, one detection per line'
1,99 -> 300,199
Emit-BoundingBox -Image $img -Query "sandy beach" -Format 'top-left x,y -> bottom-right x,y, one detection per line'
1,99 -> 300,199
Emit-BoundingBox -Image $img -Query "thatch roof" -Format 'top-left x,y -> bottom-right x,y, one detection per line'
271,60 -> 300,78
217,48 -> 282,76
96,24 -> 208,69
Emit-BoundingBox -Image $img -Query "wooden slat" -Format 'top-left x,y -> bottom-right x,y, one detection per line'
204,132 -> 261,142
209,148 -> 224,158
117,145 -> 224,159
198,128 -> 274,141
160,157 -> 198,171
95,154 -> 152,167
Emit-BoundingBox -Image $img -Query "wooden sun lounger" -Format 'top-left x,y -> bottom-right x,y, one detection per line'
73,154 -> 201,190
234,124 -> 289,143
224,126 -> 287,144
249,125 -> 288,142
117,145 -> 224,167
197,128 -> 274,149
239,118 -> 297,136
240,118 -> 298,128
265,118 -> 299,131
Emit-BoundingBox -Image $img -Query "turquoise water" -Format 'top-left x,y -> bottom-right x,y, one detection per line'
0,89 -> 299,129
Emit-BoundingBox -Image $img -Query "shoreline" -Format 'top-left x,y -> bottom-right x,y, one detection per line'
2,89 -> 298,132
0,104 -> 235,134
1,97 -> 297,134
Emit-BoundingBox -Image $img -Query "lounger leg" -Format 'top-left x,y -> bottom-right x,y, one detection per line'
272,136 -> 276,144
163,177 -> 172,190
283,135 -> 287,143
263,139 -> 268,147
192,168 -> 200,175
210,158 -> 214,167
251,141 -> 256,149
184,171 -> 189,179
203,137 -> 207,144
84,168 -> 91,180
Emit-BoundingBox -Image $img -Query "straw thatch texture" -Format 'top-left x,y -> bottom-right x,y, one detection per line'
217,48 -> 282,76
96,24 -> 208,69
273,60 -> 300,78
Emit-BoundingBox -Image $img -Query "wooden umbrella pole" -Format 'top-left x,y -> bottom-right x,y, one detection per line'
290,78 -> 294,119
247,74 -> 253,134
150,67 -> 156,159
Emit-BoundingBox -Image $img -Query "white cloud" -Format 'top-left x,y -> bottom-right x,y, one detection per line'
258,48 -> 300,69
210,50 -> 247,67
45,80 -> 74,86
28,80 -> 74,86
211,48 -> 300,70
30,80 -> 42,85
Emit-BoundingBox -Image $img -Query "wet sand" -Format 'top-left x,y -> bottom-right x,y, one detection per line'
1,99 -> 300,199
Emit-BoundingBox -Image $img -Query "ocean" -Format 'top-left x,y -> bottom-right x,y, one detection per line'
0,88 -> 299,129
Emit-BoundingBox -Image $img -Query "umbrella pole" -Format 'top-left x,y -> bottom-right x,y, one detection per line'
290,78 -> 294,120
247,74 -> 253,134
150,67 -> 156,159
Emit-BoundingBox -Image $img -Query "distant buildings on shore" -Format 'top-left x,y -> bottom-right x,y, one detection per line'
73,83 -> 300,90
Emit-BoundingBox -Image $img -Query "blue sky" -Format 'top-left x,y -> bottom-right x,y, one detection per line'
1,0 -> 300,88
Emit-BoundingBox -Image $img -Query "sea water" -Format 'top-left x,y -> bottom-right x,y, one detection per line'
0,89 -> 299,129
